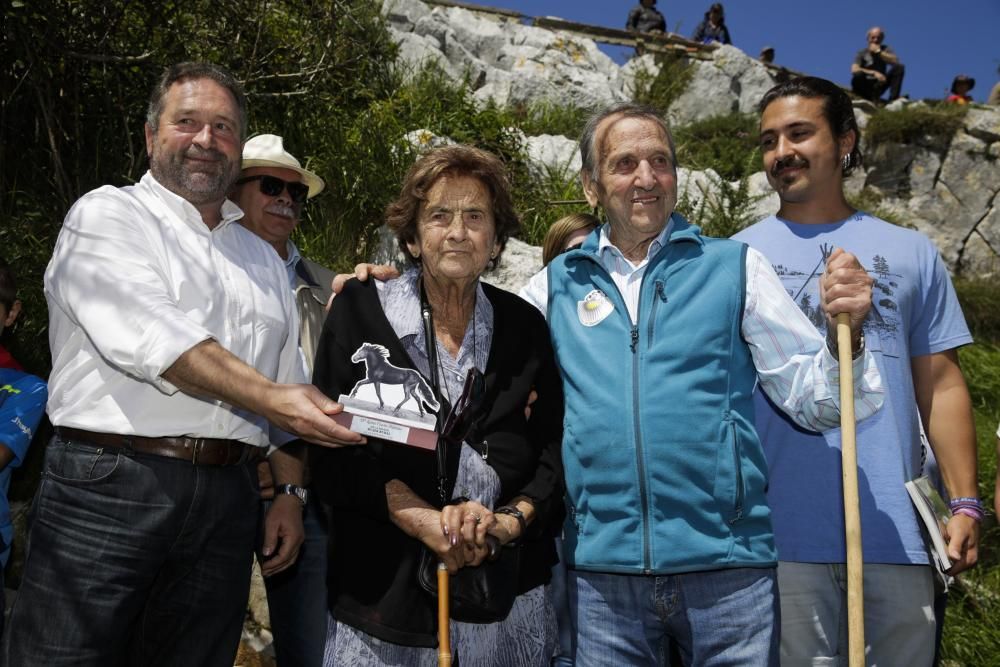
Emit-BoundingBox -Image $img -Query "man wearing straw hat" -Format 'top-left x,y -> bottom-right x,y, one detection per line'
734,76 -> 980,665
232,133 -> 335,667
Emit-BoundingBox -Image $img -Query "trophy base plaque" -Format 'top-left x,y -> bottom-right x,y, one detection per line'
334,394 -> 438,450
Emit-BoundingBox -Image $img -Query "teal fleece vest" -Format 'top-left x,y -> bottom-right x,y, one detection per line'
547,216 -> 776,574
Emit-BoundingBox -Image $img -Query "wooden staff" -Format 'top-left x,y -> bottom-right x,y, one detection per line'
437,562 -> 452,666
837,312 -> 865,666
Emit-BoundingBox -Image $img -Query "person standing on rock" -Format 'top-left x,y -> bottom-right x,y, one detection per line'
518,101 -> 884,666
3,62 -> 363,667
231,133 -> 336,667
626,0 -> 666,34
851,26 -> 905,103
733,76 -> 980,665
691,3 -> 731,45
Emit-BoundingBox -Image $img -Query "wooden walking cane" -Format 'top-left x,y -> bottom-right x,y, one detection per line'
836,312 -> 865,666
437,562 -> 452,666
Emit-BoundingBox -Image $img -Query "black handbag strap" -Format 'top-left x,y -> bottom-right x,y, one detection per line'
420,279 -> 450,505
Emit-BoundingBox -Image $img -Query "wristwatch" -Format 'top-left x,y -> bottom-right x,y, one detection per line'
276,483 -> 308,506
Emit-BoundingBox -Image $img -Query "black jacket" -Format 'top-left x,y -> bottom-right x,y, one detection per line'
311,278 -> 564,647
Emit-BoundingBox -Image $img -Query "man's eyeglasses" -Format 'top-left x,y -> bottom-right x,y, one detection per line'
235,175 -> 309,204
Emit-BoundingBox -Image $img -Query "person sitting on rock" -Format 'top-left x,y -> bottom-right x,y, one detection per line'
946,74 -> 975,104
626,0 -> 666,34
988,66 -> 1000,106
851,26 -> 905,103
692,3 -> 731,45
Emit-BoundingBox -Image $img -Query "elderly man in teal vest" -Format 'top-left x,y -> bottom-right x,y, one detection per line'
518,102 -> 884,666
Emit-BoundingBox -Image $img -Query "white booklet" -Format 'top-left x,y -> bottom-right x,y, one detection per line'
904,475 -> 953,580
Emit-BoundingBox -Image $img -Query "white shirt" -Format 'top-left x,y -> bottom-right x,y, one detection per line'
518,217 -> 883,431
45,172 -> 305,446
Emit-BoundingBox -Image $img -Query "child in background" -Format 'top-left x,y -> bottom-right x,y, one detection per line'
0,257 -> 47,639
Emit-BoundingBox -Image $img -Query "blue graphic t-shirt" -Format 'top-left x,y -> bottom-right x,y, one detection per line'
0,367 -> 47,566
733,212 -> 972,564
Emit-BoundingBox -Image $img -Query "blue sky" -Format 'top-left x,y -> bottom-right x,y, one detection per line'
480,0 -> 1000,103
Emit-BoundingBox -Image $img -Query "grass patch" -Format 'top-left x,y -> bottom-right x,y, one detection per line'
631,52 -> 694,115
676,171 -> 764,239
846,188 -> 912,229
502,101 -> 593,140
944,340 -> 1000,665
866,103 -> 968,148
955,279 -> 1000,344
674,113 -> 761,181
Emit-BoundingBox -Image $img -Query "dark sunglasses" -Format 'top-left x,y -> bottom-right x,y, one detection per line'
235,175 -> 309,204
440,367 -> 486,445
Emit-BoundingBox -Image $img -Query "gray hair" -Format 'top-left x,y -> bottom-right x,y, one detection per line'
146,62 -> 248,141
579,103 -> 677,182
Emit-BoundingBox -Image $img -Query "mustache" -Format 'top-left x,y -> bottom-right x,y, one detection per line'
264,203 -> 296,218
183,146 -> 227,162
771,155 -> 808,176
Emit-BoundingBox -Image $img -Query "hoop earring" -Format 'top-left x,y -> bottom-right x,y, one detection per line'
842,154 -> 852,171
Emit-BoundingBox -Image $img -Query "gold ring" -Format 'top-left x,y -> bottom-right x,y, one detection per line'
470,512 -> 482,524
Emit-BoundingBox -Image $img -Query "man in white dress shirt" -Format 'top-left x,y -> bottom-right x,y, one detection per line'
4,62 -> 362,667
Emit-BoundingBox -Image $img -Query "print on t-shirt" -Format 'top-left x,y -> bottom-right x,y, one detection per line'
770,241 -> 901,346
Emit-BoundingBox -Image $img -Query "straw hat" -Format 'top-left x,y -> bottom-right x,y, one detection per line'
241,134 -> 325,198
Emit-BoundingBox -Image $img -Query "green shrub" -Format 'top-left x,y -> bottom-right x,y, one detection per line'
944,341 -> 1000,666
675,113 -> 761,181
956,279 -> 1000,346
846,188 -> 912,229
866,104 -> 968,148
502,100 -> 593,140
676,171 -> 764,239
630,52 -> 694,115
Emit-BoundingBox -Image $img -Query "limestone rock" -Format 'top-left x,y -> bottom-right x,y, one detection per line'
382,0 -> 433,31
524,134 -> 581,179
482,238 -> 543,296
379,0 -> 998,277
668,45 -> 777,126
963,106 -> 1000,144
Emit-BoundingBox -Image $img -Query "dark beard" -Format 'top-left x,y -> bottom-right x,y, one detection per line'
150,145 -> 237,206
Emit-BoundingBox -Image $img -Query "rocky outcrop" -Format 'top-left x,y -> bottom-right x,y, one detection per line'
381,0 -> 999,277
384,0 -> 626,110
863,104 -> 1000,275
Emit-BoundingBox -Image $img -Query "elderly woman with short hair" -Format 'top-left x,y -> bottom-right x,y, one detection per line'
312,145 -> 564,666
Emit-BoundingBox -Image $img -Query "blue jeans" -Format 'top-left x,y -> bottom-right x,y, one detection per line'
3,434 -> 260,666
570,567 -> 779,667
258,493 -> 329,667
550,537 -> 575,666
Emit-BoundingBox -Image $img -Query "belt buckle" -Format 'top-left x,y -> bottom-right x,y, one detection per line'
191,439 -> 205,465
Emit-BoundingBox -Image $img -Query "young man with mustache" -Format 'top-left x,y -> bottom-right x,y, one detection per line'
734,77 -> 979,665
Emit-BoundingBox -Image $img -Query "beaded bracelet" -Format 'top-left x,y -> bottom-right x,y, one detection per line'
949,497 -> 984,522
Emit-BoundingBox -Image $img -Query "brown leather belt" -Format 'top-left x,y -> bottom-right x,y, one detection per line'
55,427 -> 265,466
